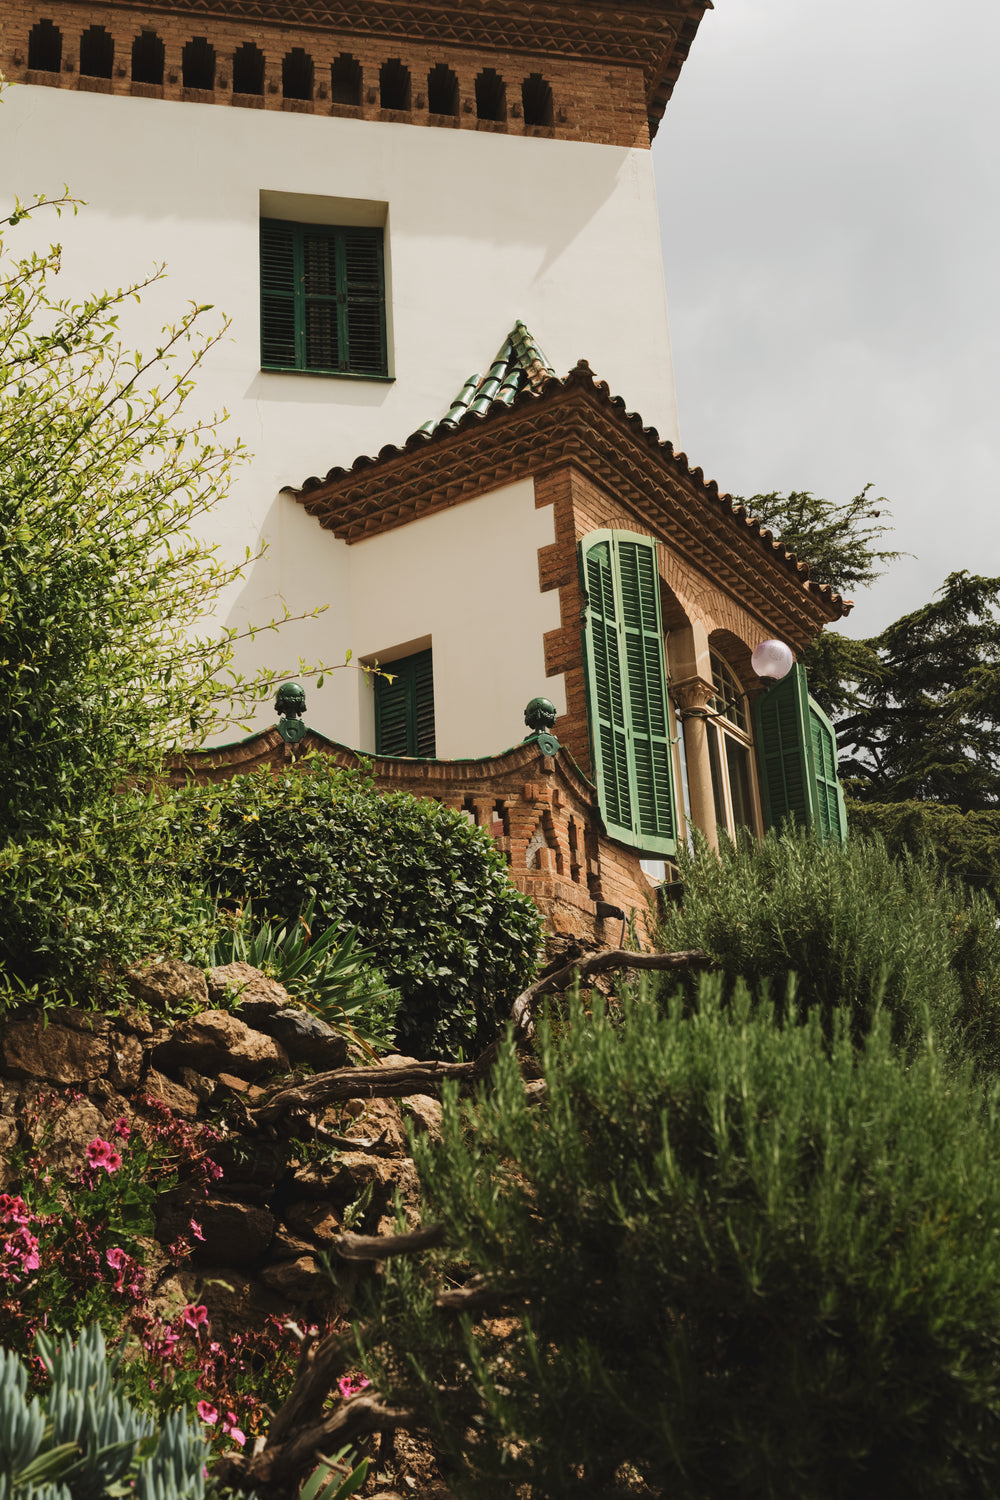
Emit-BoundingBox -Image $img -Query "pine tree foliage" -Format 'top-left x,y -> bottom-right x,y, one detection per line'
738,484 -> 901,595
361,989 -> 1000,1499
838,570 -> 1000,810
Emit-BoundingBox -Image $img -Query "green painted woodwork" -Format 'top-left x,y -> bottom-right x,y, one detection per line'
754,663 -> 847,842
579,530 -> 678,855
260,219 -> 387,377
374,649 -> 436,757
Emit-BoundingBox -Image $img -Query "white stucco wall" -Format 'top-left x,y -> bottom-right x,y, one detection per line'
0,83 -> 673,747
348,479 -> 564,758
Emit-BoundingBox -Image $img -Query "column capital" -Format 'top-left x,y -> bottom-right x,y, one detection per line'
672,675 -> 715,716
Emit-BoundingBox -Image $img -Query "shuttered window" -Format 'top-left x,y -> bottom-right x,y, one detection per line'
260,219 -> 388,377
580,531 -> 679,855
374,649 -> 435,757
753,663 -> 848,843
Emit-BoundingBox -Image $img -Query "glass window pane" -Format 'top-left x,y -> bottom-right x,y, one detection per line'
707,723 -> 727,831
710,651 -> 747,732
725,736 -> 755,832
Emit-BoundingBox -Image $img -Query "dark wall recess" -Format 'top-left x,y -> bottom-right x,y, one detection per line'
522,73 -> 554,127
427,62 -> 458,116
131,30 -> 164,86
232,42 -> 264,95
475,68 -> 506,122
283,48 -> 314,100
379,57 -> 411,111
182,36 -> 215,90
79,25 -> 114,79
330,52 -> 361,106
28,18 -> 62,72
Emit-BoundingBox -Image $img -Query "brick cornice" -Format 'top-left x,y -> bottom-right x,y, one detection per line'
37,0 -> 711,131
288,366 -> 848,645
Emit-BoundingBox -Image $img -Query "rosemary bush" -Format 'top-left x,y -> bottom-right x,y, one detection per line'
362,986 -> 1000,1498
657,828 -> 1000,1072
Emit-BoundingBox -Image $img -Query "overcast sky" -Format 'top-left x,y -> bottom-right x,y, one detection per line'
652,0 -> 999,636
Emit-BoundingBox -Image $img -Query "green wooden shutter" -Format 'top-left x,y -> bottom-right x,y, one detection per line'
301,227 -> 340,371
584,540 -> 633,837
580,531 -> 678,855
754,663 -> 847,843
374,649 -> 435,757
260,219 -> 298,369
809,698 -> 848,842
342,228 -> 387,376
618,540 -> 678,847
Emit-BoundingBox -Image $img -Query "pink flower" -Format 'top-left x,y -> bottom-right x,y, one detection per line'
337,1374 -> 371,1401
111,1117 -> 131,1140
85,1139 -> 121,1174
189,1219 -> 205,1242
221,1412 -> 246,1447
182,1304 -> 209,1331
106,1247 -> 127,1269
196,1401 -> 218,1425
0,1195 -> 29,1226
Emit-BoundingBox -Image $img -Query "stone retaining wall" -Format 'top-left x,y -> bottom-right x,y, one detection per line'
0,959 -> 436,1338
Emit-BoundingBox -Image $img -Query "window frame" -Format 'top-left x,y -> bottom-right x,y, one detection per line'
259,217 -> 390,381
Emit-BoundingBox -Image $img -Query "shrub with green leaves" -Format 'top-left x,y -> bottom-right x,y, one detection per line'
0,181 -> 315,997
657,828 -> 1000,1072
361,987 -> 1000,1498
181,760 -> 542,1058
0,1324 -> 208,1499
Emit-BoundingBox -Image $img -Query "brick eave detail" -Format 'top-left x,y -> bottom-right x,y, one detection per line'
286,365 -> 848,643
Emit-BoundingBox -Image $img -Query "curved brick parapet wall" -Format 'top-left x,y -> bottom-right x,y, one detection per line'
173,728 -> 666,946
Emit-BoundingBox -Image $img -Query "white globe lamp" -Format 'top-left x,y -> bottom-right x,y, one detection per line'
751,640 -> 795,681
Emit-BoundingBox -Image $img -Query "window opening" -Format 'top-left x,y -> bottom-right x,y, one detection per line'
522,73 -> 553,126
475,68 -> 506,121
28,19 -> 62,72
427,63 -> 458,115
330,53 -> 361,106
379,58 -> 411,110
373,648 -> 435,757
260,218 -> 387,378
79,26 -> 113,79
704,650 -> 757,838
182,37 -> 215,90
131,31 -> 164,85
232,42 -> 264,95
283,48 -> 313,100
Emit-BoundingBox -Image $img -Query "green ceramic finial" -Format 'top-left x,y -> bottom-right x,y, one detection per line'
524,697 -> 557,733
524,697 -> 559,756
276,681 -> 307,745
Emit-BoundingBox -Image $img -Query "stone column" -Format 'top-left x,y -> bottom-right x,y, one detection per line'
673,676 -> 719,852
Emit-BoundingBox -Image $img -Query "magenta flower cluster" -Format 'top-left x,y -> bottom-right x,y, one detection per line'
0,1195 -> 40,1283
